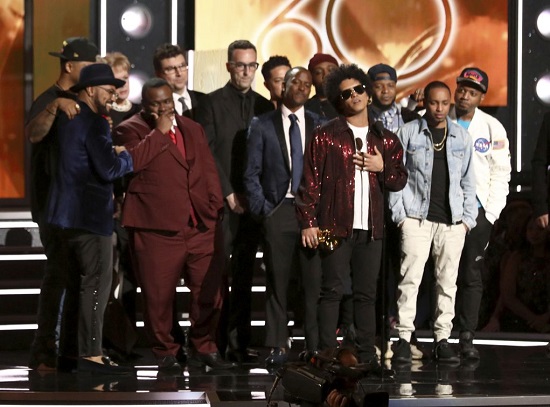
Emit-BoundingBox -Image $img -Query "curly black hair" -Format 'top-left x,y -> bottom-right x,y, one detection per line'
323,64 -> 372,113
261,55 -> 291,81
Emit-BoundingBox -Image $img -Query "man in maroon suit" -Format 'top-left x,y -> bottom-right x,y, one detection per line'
113,78 -> 233,371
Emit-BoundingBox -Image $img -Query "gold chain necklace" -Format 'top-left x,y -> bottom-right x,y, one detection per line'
431,123 -> 447,151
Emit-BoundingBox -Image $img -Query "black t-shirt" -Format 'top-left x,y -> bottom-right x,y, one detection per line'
305,95 -> 339,120
110,102 -> 141,128
426,126 -> 452,224
27,85 -> 77,222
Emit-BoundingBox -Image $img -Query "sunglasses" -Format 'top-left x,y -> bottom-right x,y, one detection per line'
340,84 -> 366,100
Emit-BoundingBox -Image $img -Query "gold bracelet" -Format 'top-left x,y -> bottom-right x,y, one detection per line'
46,108 -> 56,116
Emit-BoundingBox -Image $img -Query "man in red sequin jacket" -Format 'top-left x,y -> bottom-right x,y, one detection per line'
295,64 -> 407,366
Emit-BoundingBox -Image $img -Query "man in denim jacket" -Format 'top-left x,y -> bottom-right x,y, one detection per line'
389,81 -> 477,364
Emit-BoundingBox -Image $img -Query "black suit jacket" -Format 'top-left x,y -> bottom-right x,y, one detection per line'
182,89 -> 206,121
195,82 -> 274,197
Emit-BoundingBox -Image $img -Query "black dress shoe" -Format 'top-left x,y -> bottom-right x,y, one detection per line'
298,349 -> 318,362
225,348 -> 258,364
28,350 -> 57,371
157,355 -> 183,373
176,347 -> 188,364
245,347 -> 260,357
58,355 -> 78,372
265,348 -> 288,366
188,352 -> 236,369
78,356 -> 133,375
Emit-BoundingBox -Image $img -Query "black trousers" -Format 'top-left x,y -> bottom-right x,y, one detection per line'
224,209 -> 262,351
456,207 -> 493,334
262,201 -> 322,349
64,229 -> 113,357
30,219 -> 78,360
318,230 -> 382,359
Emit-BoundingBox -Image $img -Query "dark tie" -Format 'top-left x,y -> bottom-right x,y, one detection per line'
178,96 -> 189,114
289,113 -> 303,194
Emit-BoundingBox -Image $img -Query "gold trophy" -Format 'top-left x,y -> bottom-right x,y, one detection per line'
317,229 -> 341,251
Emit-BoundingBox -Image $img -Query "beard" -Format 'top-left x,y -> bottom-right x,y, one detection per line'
96,98 -> 112,117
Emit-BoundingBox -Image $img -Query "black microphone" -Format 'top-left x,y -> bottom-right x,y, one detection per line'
355,137 -> 363,152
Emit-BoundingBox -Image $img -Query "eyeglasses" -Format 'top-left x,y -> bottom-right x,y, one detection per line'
162,63 -> 188,75
340,84 -> 366,100
96,86 -> 118,99
229,61 -> 259,72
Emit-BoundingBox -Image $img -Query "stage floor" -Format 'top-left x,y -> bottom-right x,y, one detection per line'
1,340 -> 550,406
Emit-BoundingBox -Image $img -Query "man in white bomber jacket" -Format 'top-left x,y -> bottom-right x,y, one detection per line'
451,67 -> 511,360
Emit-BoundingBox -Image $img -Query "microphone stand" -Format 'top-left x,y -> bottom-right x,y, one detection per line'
374,121 -> 389,379
380,136 -> 388,378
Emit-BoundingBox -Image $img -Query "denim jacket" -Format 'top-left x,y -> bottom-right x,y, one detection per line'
388,117 -> 478,231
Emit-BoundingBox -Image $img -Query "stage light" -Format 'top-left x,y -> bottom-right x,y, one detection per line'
97,0 -> 195,79
128,70 -> 148,103
535,73 -> 550,105
519,0 -> 550,175
536,8 -> 550,39
120,4 -> 152,39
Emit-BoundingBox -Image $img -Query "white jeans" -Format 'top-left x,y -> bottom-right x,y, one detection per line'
396,218 -> 466,342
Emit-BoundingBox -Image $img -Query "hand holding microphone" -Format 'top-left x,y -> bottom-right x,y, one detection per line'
352,137 -> 384,172
353,137 -> 365,170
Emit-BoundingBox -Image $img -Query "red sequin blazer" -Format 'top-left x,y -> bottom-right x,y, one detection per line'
296,116 -> 407,240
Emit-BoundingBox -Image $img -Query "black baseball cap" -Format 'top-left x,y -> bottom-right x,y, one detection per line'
456,67 -> 489,93
367,63 -> 397,82
49,37 -> 98,62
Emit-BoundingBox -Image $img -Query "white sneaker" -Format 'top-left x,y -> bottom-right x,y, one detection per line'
410,343 -> 424,360
375,341 -> 394,359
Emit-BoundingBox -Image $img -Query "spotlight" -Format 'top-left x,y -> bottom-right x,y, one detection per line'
128,70 -> 148,104
120,4 -> 153,39
537,9 -> 550,39
535,73 -> 550,106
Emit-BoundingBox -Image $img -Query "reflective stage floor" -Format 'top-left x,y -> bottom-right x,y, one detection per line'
1,339 -> 550,406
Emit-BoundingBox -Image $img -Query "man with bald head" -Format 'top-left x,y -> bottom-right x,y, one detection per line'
244,67 -> 325,365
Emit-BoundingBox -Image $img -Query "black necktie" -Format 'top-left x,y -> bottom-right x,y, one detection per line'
178,96 -> 188,114
241,93 -> 251,123
289,113 -> 303,194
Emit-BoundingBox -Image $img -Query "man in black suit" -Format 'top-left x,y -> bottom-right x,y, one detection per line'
244,67 -> 324,365
154,43 -> 204,120
195,40 -> 274,363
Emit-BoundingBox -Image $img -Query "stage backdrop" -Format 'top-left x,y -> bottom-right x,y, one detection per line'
0,0 -> 24,199
0,0 -> 91,201
195,0 -> 508,106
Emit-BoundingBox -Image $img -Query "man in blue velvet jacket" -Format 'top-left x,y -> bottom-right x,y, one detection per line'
46,63 -> 133,374
244,66 -> 324,365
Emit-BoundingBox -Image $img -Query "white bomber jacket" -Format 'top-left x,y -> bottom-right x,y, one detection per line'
449,106 -> 511,224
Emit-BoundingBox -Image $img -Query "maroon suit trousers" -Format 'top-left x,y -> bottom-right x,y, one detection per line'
129,221 -> 224,358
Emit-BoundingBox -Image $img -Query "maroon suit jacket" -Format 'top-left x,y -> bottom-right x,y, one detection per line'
113,113 -> 223,232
